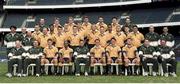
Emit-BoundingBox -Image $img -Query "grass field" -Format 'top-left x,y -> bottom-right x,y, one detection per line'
0,62 -> 180,83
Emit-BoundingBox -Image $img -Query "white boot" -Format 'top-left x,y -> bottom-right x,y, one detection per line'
22,74 -> 27,77
170,72 -> 177,77
85,72 -> 88,76
164,73 -> 168,77
17,73 -> 22,77
152,72 -> 157,76
36,74 -> 40,77
75,73 -> 80,76
6,73 -> 12,78
143,72 -> 148,76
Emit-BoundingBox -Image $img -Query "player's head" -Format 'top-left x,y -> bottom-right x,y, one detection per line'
112,17 -> 117,24
144,39 -> 150,46
83,16 -> 89,23
160,40 -> 166,46
21,27 -> 27,33
107,24 -> 112,31
111,38 -> 116,45
95,38 -> 100,46
73,25 -> 78,33
68,17 -> 74,24
10,25 -> 17,33
47,39 -> 53,46
26,30 -> 32,37
42,28 -> 48,35
132,25 -> 138,33
15,40 -> 22,48
149,25 -> 154,32
91,24 -> 97,31
33,40 -> 39,47
98,16 -> 104,23
64,40 -> 69,48
39,18 -> 45,25
49,24 -> 54,32
163,26 -> 168,33
34,24 -> 40,31
57,26 -> 63,33
100,26 -> 105,34
124,26 -> 130,33
79,39 -> 85,47
116,25 -> 121,32
126,38 -> 132,45
54,18 -> 60,25
125,18 -> 131,24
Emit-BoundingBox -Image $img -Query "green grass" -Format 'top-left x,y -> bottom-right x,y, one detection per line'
0,62 -> 180,83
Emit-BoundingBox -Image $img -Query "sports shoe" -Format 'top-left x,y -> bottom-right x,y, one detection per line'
170,72 -> 177,77
17,74 -> 22,77
143,72 -> 148,76
6,73 -> 12,78
164,73 -> 168,77
22,74 -> 27,77
85,72 -> 88,76
152,72 -> 157,76
75,73 -> 80,76
36,74 -> 40,77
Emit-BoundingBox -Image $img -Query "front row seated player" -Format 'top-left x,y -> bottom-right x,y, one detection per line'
106,38 -> 122,74
74,40 -> 90,76
157,40 -> 177,77
58,41 -> 73,74
41,39 -> 59,75
139,39 -> 159,76
6,40 -> 26,78
122,38 -> 140,75
90,38 -> 106,73
22,40 -> 43,77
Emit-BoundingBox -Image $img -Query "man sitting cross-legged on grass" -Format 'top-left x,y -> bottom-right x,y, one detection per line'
122,38 -> 140,75
90,38 -> 106,74
6,40 -> 26,78
139,39 -> 159,76
22,40 -> 43,77
106,38 -> 122,74
41,39 -> 58,75
58,40 -> 73,74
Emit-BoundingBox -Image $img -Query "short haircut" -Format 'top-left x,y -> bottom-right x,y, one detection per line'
111,37 -> 116,41
132,25 -> 138,28
10,25 -> 17,30
112,17 -> 117,19
95,38 -> 100,42
47,39 -> 53,42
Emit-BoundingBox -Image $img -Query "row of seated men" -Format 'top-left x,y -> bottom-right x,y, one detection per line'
5,37 -> 177,78
4,16 -> 176,77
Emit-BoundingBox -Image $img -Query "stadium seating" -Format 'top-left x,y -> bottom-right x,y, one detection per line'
3,13 -> 28,28
6,0 -> 136,5
1,7 -> 176,28
170,15 -> 180,22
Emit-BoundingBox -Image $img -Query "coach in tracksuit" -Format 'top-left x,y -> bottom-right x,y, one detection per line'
74,40 -> 90,76
145,25 -> 160,47
159,27 -> 174,47
21,31 -> 35,51
6,40 -> 26,77
139,39 -> 159,76
22,40 -> 43,77
157,40 -> 177,77
4,26 -> 21,54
